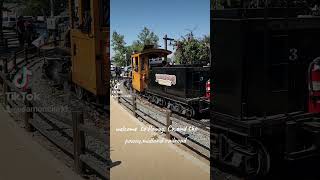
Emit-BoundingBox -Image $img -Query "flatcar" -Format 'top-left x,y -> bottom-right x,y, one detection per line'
211,3 -> 320,177
130,46 -> 210,118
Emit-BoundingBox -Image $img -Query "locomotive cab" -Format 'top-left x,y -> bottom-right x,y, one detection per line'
131,47 -> 171,92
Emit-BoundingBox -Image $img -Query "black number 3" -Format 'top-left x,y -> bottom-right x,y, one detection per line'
289,48 -> 298,61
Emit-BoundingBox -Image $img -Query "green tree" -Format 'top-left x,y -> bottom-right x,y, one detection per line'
174,32 -> 210,65
112,27 -> 160,66
111,31 -> 127,66
22,0 -> 49,16
23,0 -> 67,16
133,27 -> 159,52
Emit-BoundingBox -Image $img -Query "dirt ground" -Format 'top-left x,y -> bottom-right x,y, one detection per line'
110,97 -> 210,180
0,106 -> 84,180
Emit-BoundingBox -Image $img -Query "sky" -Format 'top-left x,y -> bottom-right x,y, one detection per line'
111,0 -> 210,57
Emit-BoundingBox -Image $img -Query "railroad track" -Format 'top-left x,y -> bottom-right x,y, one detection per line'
115,78 -> 210,131
172,114 -> 210,131
1,47 -> 119,180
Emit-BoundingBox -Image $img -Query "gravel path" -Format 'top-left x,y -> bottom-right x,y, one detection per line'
27,60 -> 109,161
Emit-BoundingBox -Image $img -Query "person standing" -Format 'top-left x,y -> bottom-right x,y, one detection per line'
25,20 -> 34,47
115,66 -> 121,80
16,16 -> 25,48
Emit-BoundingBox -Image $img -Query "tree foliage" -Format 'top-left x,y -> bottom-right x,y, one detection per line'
112,27 -> 159,66
174,32 -> 210,65
22,0 -> 50,16
132,27 -> 159,52
22,0 -> 67,16
111,31 -> 127,67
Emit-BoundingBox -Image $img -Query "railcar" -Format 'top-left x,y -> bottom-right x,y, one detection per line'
69,0 -> 110,103
211,3 -> 320,177
43,0 -> 110,105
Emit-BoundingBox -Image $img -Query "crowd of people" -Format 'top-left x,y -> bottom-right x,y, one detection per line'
16,16 -> 35,48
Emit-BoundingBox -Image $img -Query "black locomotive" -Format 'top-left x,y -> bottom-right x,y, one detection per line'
130,47 -> 210,118
148,65 -> 210,117
211,2 -> 320,177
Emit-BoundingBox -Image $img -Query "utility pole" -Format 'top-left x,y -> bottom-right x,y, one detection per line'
163,34 -> 174,62
124,53 -> 128,66
50,0 -> 54,17
0,0 -> 4,41
163,34 -> 174,51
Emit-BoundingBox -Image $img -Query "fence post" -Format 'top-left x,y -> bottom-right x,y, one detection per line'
165,110 -> 172,139
3,82 -> 7,106
117,84 -> 121,103
24,88 -> 34,132
3,58 -> 8,74
25,48 -> 28,63
72,111 -> 85,174
5,39 -> 8,49
13,52 -> 17,68
3,38 -> 8,50
132,91 -> 137,117
2,58 -> 9,106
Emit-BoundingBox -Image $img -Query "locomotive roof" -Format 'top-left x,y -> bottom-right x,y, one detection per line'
133,48 -> 172,57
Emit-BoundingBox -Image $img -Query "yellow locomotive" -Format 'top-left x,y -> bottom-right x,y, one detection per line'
131,47 -> 171,92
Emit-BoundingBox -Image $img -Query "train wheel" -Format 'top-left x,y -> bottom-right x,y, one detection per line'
186,106 -> 195,118
151,96 -> 157,104
172,103 -> 182,114
247,140 -> 271,177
